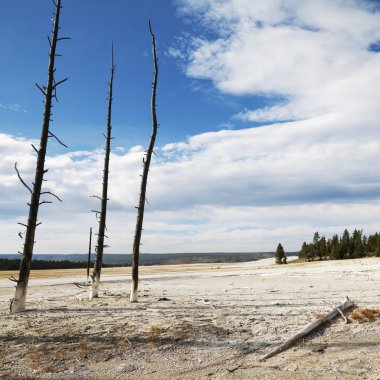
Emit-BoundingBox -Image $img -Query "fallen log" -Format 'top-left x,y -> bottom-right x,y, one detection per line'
260,296 -> 353,361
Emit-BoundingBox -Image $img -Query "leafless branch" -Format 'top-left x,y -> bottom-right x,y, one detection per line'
39,200 -> 53,206
41,191 -> 62,202
52,77 -> 68,89
14,162 -> 32,194
36,83 -> 47,96
48,131 -> 68,147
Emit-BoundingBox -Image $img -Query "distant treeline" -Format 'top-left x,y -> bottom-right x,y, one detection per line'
0,259 -> 120,271
299,229 -> 380,261
0,252 -> 276,271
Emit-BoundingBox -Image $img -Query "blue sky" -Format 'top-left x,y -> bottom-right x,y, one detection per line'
1,0 -> 380,254
0,0 -> 259,151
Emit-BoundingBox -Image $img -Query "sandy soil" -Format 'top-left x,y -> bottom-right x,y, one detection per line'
0,257 -> 379,380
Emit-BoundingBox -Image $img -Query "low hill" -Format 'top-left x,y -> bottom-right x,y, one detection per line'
0,252 -> 283,269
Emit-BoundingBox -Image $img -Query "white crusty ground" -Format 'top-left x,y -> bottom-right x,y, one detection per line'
0,257 -> 379,379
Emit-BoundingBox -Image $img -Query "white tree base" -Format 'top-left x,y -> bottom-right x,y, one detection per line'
130,286 -> 138,303
10,286 -> 27,313
89,278 -> 100,300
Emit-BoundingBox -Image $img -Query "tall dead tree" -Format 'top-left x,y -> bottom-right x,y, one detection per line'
130,21 -> 159,302
10,0 -> 68,313
89,46 -> 115,300
86,227 -> 92,285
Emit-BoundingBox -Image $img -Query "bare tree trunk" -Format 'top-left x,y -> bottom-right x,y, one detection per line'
86,227 -> 92,285
130,21 -> 158,303
10,0 -> 68,313
89,46 -> 115,300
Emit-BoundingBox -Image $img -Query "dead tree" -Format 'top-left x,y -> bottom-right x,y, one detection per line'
260,296 -> 353,360
86,227 -> 92,285
130,21 -> 159,302
10,0 -> 68,313
89,46 -> 115,300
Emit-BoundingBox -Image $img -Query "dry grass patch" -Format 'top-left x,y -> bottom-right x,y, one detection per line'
351,308 -> 380,322
79,338 -> 88,358
148,325 -> 167,340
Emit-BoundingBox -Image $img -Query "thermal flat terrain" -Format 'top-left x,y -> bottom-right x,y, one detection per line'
0,257 -> 379,379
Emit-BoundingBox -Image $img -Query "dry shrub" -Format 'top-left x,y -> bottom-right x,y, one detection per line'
43,364 -> 57,374
351,308 -> 380,322
123,324 -> 134,334
148,325 -> 166,340
79,339 -> 88,357
28,351 -> 39,370
26,339 -> 41,370
176,321 -> 193,340
36,326 -> 44,336
64,322 -> 73,337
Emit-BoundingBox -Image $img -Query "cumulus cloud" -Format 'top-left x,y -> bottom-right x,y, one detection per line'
175,0 -> 380,122
1,117 -> 380,253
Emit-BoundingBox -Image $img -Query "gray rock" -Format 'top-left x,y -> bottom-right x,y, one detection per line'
117,364 -> 138,373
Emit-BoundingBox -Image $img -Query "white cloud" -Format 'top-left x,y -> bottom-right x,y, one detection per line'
1,114 -> 380,253
0,102 -> 26,112
175,0 -> 380,122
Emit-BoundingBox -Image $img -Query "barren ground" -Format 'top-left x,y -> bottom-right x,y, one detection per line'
0,257 -> 379,380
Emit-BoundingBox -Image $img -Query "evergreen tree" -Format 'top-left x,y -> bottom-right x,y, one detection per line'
367,232 -> 379,254
362,235 -> 368,256
299,229 -> 380,261
310,231 -> 320,261
352,229 -> 364,258
319,236 -> 327,260
340,229 -> 350,259
275,243 -> 286,264
299,242 -> 309,261
329,234 -> 341,259
326,238 -> 332,258
375,234 -> 380,257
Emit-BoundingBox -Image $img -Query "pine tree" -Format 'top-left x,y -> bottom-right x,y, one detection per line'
352,229 -> 364,258
319,236 -> 327,260
340,229 -> 350,259
329,234 -> 341,259
308,231 -> 320,261
275,243 -> 286,264
362,234 -> 368,256
299,242 -> 309,260
375,234 -> 380,257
